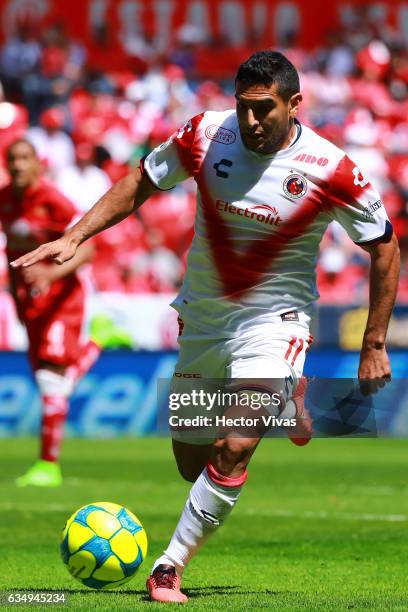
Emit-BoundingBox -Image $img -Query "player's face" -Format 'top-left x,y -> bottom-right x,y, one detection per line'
235,81 -> 302,154
7,142 -> 40,189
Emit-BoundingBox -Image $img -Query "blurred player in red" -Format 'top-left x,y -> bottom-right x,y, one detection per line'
0,139 -> 99,487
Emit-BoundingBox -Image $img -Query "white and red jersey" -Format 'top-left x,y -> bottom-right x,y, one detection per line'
142,110 -> 390,337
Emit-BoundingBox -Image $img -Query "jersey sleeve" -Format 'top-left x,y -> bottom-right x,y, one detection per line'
141,113 -> 205,190
327,155 -> 392,245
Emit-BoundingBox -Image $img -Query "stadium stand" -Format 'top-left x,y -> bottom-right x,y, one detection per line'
0,8 -> 407,318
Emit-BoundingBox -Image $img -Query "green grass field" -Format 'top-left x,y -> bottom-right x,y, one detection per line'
1,437 -> 407,611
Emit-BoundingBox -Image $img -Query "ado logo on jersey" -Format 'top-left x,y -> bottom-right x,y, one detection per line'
283,173 -> 308,199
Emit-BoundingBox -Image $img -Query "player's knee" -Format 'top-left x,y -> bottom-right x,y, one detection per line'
212,437 -> 254,473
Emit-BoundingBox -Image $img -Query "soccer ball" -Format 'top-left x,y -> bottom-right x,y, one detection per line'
60,501 -> 148,590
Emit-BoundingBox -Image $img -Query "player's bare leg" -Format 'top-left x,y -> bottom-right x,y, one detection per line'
147,423 -> 261,603
172,440 -> 213,482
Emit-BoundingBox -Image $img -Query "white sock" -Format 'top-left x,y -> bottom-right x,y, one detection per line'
152,464 -> 247,575
35,370 -> 73,463
35,369 -> 73,398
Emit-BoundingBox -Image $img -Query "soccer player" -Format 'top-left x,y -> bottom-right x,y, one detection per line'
1,139 -> 99,487
12,51 -> 399,599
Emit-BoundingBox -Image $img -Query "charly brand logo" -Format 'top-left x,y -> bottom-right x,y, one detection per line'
216,200 -> 282,227
363,200 -> 383,219
205,125 -> 236,145
293,153 -> 329,166
213,158 -> 233,178
283,173 -> 308,199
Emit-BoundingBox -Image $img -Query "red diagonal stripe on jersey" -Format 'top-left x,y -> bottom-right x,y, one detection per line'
173,126 -> 371,298
291,338 -> 304,366
306,334 -> 314,353
329,155 -> 371,205
284,336 -> 297,361
197,175 -> 324,297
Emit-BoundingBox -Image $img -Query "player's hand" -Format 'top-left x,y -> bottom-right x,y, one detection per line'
358,345 -> 391,395
10,236 -> 78,269
21,263 -> 55,296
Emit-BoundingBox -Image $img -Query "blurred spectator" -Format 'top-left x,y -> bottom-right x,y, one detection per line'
343,107 -> 389,188
56,142 -> 111,212
90,217 -> 148,293
131,229 -> 184,293
139,187 -> 195,255
0,19 -> 41,101
317,32 -> 355,77
22,23 -> 86,124
169,24 -> 206,76
317,246 -> 367,304
26,106 -> 75,177
0,102 -> 28,187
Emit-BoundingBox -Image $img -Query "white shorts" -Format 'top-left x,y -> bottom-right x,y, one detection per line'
171,312 -> 313,444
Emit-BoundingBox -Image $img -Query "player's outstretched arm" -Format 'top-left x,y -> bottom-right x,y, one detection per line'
11,167 -> 157,268
358,233 -> 400,390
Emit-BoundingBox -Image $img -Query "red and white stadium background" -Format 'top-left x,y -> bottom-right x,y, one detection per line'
0,0 -> 407,353
0,0 -> 407,72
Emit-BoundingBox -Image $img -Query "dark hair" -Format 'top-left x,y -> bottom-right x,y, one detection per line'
236,50 -> 300,102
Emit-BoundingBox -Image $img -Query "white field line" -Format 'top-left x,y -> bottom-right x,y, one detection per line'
0,502 -> 74,512
0,502 -> 406,522
335,485 -> 408,496
63,481 -> 407,497
241,508 -> 408,522
3,476 -> 402,495
63,480 -> 408,496
64,477 -> 153,487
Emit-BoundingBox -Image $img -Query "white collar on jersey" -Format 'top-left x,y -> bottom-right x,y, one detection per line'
289,119 -> 302,148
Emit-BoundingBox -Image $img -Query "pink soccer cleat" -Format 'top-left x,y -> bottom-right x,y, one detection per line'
286,376 -> 313,446
146,564 -> 188,604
